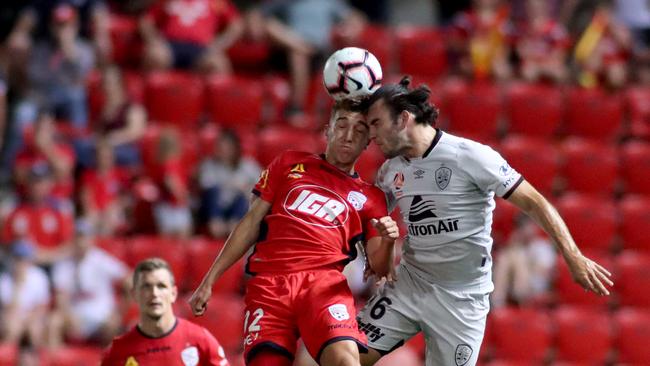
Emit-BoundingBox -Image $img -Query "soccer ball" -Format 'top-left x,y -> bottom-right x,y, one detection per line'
323,47 -> 383,101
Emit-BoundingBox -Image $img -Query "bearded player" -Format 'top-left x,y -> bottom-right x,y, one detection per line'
189,98 -> 399,366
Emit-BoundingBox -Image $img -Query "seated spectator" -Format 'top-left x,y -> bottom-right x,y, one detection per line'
515,0 -> 570,83
139,0 -> 244,73
75,65 -> 146,169
198,130 -> 260,238
48,221 -> 129,348
451,0 -> 513,81
152,128 -> 192,238
80,140 -> 126,236
15,4 -> 94,129
573,0 -> 632,89
492,215 -> 556,308
0,240 -> 50,348
2,164 -> 74,265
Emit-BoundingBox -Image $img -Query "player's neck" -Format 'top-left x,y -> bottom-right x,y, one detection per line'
138,314 -> 177,338
405,125 -> 437,159
324,153 -> 356,175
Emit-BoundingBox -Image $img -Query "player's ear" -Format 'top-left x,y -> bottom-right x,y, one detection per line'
171,285 -> 178,302
398,110 -> 409,129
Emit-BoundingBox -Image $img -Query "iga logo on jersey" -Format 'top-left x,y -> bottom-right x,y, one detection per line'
284,185 -> 350,228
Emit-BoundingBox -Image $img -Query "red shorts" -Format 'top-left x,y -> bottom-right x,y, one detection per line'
242,269 -> 367,364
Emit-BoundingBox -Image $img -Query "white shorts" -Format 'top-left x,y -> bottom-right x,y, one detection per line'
357,264 -> 490,366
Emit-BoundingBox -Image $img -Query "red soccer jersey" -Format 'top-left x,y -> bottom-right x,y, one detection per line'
248,151 -> 388,274
2,204 -> 73,249
101,318 -> 229,366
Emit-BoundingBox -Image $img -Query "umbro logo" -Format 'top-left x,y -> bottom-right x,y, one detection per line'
408,195 -> 437,222
414,169 -> 425,179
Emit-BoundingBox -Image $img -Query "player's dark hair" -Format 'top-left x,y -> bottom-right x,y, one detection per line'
366,76 -> 439,126
133,257 -> 175,286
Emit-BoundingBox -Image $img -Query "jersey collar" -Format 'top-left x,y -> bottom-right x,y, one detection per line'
136,318 -> 178,339
319,153 -> 360,179
402,128 -> 443,163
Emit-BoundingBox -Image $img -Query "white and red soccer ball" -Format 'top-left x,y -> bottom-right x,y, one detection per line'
323,47 -> 383,101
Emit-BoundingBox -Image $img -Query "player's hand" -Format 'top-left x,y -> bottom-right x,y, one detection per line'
566,253 -> 613,296
371,217 -> 399,241
188,282 -> 212,317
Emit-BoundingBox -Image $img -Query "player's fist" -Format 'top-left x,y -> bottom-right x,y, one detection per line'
188,282 -> 212,317
371,217 -> 399,240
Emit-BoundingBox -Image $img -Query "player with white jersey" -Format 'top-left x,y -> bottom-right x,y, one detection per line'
357,77 -> 613,366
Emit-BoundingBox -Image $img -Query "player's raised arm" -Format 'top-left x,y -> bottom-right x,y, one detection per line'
365,217 -> 399,281
506,180 -> 613,296
189,197 -> 270,316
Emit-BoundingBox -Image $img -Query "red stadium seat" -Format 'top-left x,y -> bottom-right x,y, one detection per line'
505,83 -> 563,138
206,75 -> 264,130
145,71 -> 204,126
489,307 -> 552,363
626,86 -> 650,139
41,346 -> 103,366
227,39 -> 272,74
126,236 -> 189,283
95,236 -> 129,262
615,308 -> 650,365
555,194 -> 617,252
560,138 -> 618,196
185,294 -> 245,353
554,251 -> 613,308
553,306 -> 613,364
396,27 -> 448,80
616,251 -> 650,308
108,13 -> 141,67
355,144 -> 385,183
621,141 -> 650,195
256,127 -> 326,167
491,199 -> 519,247
185,238 -> 244,294
264,75 -> 291,125
619,196 -> 650,252
499,136 -> 559,195
564,87 -> 624,140
0,343 -> 17,365
445,81 -> 502,141
485,361 -> 529,366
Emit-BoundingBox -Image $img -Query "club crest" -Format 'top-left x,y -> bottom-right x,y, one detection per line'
455,344 -> 473,366
181,346 -> 199,366
435,167 -> 452,190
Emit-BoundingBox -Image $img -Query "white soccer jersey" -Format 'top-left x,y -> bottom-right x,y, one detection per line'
376,130 -> 522,288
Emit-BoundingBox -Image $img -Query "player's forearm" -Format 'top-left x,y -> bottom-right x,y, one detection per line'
366,237 -> 395,277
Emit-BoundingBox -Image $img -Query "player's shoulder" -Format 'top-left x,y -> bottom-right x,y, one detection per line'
443,131 -> 498,159
104,326 -> 139,356
176,318 -> 211,338
272,150 -> 319,166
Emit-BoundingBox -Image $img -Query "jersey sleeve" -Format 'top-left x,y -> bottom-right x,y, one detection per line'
360,187 -> 389,239
201,327 -> 229,365
459,141 -> 523,199
252,153 -> 287,203
100,343 -> 118,366
375,161 -> 397,212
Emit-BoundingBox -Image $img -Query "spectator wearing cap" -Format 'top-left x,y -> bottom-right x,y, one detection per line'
2,162 -> 74,265
0,240 -> 51,347
14,3 -> 94,130
48,220 -> 129,348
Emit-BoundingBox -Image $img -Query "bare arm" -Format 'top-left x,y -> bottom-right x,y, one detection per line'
105,105 -> 147,147
209,17 -> 245,51
507,180 -> 613,295
364,217 -> 399,281
189,197 -> 270,315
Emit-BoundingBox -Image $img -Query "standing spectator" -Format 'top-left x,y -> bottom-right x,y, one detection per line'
515,0 -> 570,83
15,4 -> 95,130
139,0 -> 244,73
152,128 -> 192,238
80,140 -> 126,236
0,240 -> 50,348
198,130 -> 261,238
48,221 -> 129,348
492,215 -> 556,308
2,164 -> 74,265
76,65 -> 146,169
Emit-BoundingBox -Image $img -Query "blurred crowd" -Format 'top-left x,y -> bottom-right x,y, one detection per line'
0,0 -> 649,364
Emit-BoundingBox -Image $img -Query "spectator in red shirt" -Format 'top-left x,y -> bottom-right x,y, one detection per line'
3,163 -> 74,265
515,0 -> 570,83
139,0 -> 244,73
101,258 -> 230,365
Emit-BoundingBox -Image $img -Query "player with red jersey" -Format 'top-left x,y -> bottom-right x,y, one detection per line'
189,99 -> 399,366
102,258 -> 229,366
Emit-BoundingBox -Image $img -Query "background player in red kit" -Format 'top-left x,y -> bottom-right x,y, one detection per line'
189,99 -> 399,366
102,258 -> 229,366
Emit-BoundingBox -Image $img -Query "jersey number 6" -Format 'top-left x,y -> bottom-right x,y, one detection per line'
370,297 -> 392,320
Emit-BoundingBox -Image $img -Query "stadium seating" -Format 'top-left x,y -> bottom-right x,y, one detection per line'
491,199 -> 519,247
205,75 -> 264,130
505,83 -> 563,138
560,138 -> 619,196
619,196 -> 650,252
616,251 -> 650,308
184,294 -> 246,354
499,136 -> 559,195
126,236 -> 189,283
264,75 -> 292,125
95,236 -> 129,262
395,27 -> 448,80
40,346 -> 103,366
553,306 -> 613,364
333,25 -> 396,74
354,143 -> 386,182
555,194 -> 617,252
626,86 -> 650,139
445,80 -> 502,141
615,308 -> 650,365
185,238 -> 244,294
621,141 -> 650,195
554,251 -> 613,308
489,308 -> 552,363
108,13 -> 141,67
145,71 -> 204,127
87,70 -> 145,124
564,87 -> 624,140
256,127 -> 326,167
